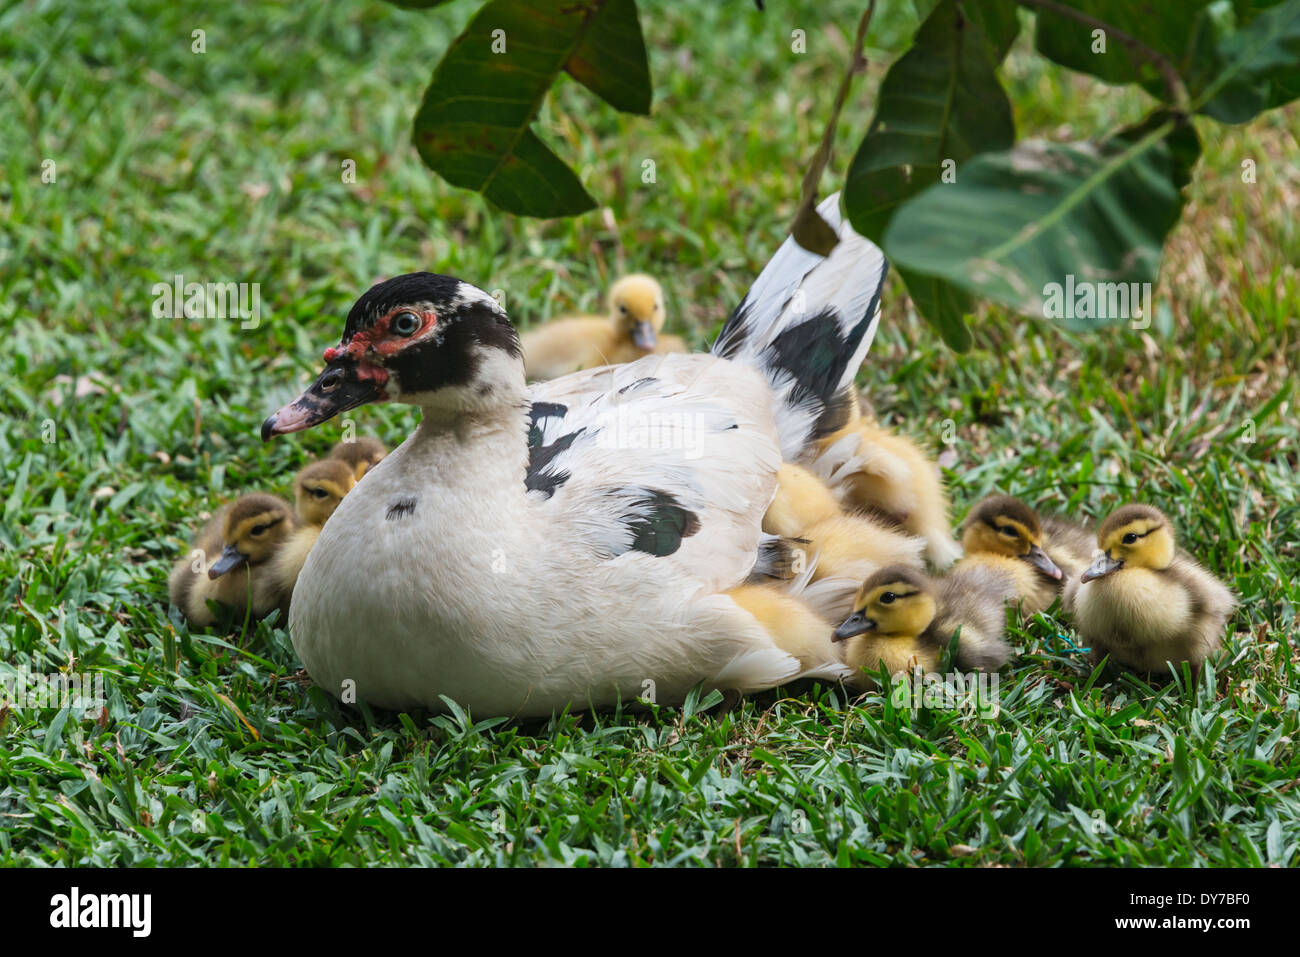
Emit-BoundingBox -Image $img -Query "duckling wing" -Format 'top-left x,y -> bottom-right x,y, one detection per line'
525,352 -> 782,594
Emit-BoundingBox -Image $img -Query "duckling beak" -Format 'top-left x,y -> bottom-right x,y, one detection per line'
208,544 -> 246,579
261,360 -> 387,441
1025,544 -> 1063,580
833,611 -> 875,642
630,320 -> 658,351
1081,552 -> 1123,583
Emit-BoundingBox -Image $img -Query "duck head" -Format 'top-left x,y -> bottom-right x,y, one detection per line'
833,565 -> 937,643
262,273 -> 523,439
962,495 -> 1062,580
208,494 -> 295,579
293,459 -> 357,527
328,436 -> 387,481
1082,504 -> 1175,582
608,274 -> 665,351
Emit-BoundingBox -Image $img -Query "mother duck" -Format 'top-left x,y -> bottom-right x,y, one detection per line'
262,195 -> 886,717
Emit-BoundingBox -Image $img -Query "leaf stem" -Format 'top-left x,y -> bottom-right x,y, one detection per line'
790,0 -> 877,252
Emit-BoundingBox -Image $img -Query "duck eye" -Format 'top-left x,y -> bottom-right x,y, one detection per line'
1122,532 -> 1138,545
251,524 -> 267,536
998,525 -> 1017,536
311,488 -> 330,499
391,311 -> 421,336
880,592 -> 895,604
618,304 -> 628,314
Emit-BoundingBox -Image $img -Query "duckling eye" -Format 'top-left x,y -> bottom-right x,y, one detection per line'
998,525 -> 1017,537
618,304 -> 628,314
1122,532 -> 1138,545
251,524 -> 267,536
391,311 -> 421,336
310,488 -> 330,500
880,592 -> 896,604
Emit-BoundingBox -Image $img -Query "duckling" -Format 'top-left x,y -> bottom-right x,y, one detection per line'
832,564 -> 1015,687
959,495 -> 1065,614
810,416 -> 962,569
1066,504 -> 1237,677
728,583 -> 848,680
763,462 -> 840,538
763,462 -> 925,585
521,274 -> 687,380
272,459 -> 358,600
329,436 -> 387,480
168,493 -> 297,628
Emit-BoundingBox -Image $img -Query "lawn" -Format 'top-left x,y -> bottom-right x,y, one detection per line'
1,0 -> 1297,866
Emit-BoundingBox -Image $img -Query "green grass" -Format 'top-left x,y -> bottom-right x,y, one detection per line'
1,0 -> 1297,866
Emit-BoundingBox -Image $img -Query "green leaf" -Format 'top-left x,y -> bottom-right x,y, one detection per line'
844,0 -> 1016,348
1030,0 -> 1213,93
1195,0 -> 1300,122
412,0 -> 651,217
897,267 -> 973,351
845,0 -> 1017,241
883,114 -> 1201,327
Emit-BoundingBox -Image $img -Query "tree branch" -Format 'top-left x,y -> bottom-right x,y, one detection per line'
791,0 -> 877,254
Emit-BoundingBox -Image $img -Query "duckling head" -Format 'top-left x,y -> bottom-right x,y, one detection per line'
329,436 -> 387,480
294,459 -> 357,527
209,494 -> 295,579
962,495 -> 1062,580
833,565 -> 936,643
1082,504 -> 1175,582
262,273 -> 523,439
608,274 -> 665,351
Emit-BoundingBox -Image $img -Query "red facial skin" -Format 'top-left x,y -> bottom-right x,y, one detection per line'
323,307 -> 438,377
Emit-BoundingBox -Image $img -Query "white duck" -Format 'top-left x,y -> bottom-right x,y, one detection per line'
261,195 -> 886,717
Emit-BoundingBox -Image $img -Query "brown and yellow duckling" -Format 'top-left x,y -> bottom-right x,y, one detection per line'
272,459 -> 358,599
959,495 -> 1067,614
329,436 -> 387,481
521,274 -> 687,380
1066,504 -> 1237,678
832,564 -> 1016,688
168,493 -> 297,628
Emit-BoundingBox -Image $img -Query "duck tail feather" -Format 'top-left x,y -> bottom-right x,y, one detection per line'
711,646 -> 803,693
711,192 -> 887,460
796,660 -> 855,683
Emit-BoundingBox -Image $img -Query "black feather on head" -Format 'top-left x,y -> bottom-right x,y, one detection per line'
343,273 -> 466,340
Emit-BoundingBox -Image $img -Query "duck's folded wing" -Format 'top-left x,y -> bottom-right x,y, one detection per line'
525,353 -> 782,594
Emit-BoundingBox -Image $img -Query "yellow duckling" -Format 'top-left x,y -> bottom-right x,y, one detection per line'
728,583 -> 847,680
329,436 -> 387,480
1067,504 -> 1237,677
168,493 -> 297,627
763,462 -> 925,584
959,495 -> 1065,614
832,564 -> 1015,688
811,414 -> 962,569
272,459 -> 358,600
521,274 -> 687,380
